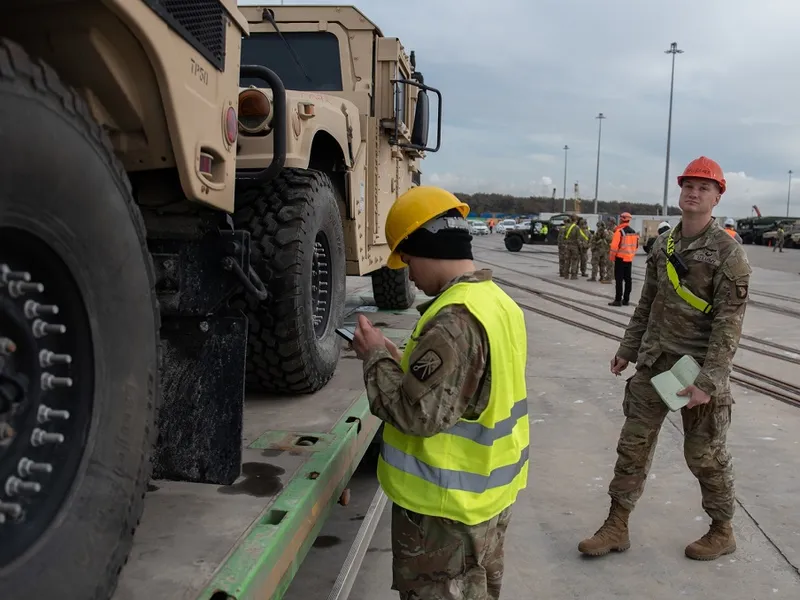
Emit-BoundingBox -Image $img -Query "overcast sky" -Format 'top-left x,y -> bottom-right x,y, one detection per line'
239,0 -> 800,218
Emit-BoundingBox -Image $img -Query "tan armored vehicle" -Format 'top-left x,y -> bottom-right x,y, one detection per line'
233,4 -> 442,395
0,1 -> 287,598
0,1 -> 439,597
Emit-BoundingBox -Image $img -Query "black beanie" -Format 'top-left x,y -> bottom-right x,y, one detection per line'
396,209 -> 473,261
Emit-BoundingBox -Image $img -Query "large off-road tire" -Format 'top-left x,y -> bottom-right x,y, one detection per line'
370,266 -> 416,310
0,39 -> 159,599
505,234 -> 524,252
232,169 -> 346,394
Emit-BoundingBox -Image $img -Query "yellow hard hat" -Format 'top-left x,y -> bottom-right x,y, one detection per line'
385,186 -> 470,269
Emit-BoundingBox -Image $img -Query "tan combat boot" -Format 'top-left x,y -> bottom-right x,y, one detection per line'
685,520 -> 736,560
578,500 -> 631,556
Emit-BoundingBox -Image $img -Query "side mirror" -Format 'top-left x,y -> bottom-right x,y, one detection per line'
391,78 -> 442,153
411,90 -> 429,148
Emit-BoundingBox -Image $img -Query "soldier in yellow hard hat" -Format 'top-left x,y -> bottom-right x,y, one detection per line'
351,185 -> 530,599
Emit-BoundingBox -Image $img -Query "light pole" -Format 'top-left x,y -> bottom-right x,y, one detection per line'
593,112 -> 606,214
787,170 -> 793,218
662,42 -> 684,216
562,145 -> 569,212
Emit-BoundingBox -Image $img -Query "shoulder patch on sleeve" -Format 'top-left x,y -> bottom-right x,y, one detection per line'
409,349 -> 444,382
735,283 -> 749,300
722,250 -> 752,280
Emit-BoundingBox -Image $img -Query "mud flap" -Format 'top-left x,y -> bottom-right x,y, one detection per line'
151,312 -> 246,485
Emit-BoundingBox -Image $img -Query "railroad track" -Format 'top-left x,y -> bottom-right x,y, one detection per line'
474,242 -> 800,316
490,275 -> 800,409
475,248 -> 800,338
492,275 -> 800,366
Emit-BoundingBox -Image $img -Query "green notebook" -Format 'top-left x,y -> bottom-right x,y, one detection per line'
649,355 -> 701,411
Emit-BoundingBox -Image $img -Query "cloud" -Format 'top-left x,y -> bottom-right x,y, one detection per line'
239,0 -> 800,218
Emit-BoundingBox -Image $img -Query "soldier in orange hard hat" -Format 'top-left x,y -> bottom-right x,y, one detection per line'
580,156 -> 751,563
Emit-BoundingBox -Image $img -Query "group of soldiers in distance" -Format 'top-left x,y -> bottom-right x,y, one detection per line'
557,214 -> 616,282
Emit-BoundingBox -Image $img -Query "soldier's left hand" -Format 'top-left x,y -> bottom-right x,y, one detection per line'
677,384 -> 711,409
352,314 -> 387,360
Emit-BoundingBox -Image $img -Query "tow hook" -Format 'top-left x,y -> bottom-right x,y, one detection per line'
222,255 -> 267,301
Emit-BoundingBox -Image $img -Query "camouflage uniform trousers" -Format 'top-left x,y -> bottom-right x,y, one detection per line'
566,245 -> 581,277
580,247 -> 588,275
390,502 -> 512,600
558,242 -> 567,276
590,249 -> 607,281
608,356 -> 735,522
602,255 -> 614,282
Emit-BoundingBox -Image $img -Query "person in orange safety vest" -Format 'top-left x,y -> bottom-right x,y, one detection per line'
608,212 -> 639,306
723,218 -> 743,243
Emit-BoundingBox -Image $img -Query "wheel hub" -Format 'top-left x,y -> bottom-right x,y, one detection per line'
310,232 -> 333,338
0,230 -> 92,567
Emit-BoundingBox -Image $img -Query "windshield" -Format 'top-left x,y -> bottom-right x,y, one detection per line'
240,31 -> 343,91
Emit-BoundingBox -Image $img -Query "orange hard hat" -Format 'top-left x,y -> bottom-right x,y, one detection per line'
619,212 -> 632,222
677,156 -> 726,194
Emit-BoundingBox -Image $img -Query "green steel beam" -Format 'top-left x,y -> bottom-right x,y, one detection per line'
197,328 -> 413,600
197,393 -> 381,600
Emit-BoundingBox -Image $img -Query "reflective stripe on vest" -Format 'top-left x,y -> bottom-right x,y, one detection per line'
665,232 -> 712,314
377,280 -> 529,525
565,223 -> 588,241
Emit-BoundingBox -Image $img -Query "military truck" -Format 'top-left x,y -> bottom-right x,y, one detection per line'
0,1 -> 274,598
232,4 -> 442,396
504,219 -> 559,251
0,2 -> 440,598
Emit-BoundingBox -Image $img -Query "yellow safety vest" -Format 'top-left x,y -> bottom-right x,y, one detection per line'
376,280 -> 529,525
565,223 -> 588,240
665,232 -> 712,314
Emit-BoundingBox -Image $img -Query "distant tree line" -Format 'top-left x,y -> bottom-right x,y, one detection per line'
453,191 -> 682,216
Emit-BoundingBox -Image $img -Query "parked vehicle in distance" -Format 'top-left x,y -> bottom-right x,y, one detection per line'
468,219 -> 490,235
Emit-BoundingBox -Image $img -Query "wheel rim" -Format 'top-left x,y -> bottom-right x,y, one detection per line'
0,227 -> 93,567
311,231 -> 333,338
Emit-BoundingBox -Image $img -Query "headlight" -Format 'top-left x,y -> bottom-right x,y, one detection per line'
238,87 -> 272,134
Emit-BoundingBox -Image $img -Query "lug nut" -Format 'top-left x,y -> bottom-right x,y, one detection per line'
41,373 -> 73,391
1,265 -> 30,282
5,476 -> 42,496
0,501 -> 23,519
18,457 -> 53,477
0,337 -> 16,355
9,281 -> 44,298
37,405 -> 70,423
0,423 -> 15,441
24,300 -> 59,318
32,319 -> 66,338
39,349 -> 73,367
31,428 -> 65,446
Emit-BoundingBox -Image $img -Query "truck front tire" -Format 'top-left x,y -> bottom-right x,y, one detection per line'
0,39 -> 159,600
505,234 -> 524,252
233,169 -> 346,394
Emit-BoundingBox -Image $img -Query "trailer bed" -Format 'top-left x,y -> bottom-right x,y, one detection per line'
112,278 -> 423,600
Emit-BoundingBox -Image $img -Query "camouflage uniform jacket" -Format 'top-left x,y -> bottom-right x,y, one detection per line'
557,225 -> 566,248
579,224 -> 591,251
564,222 -> 588,249
616,219 -> 751,400
362,270 -> 492,436
590,226 -> 609,252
